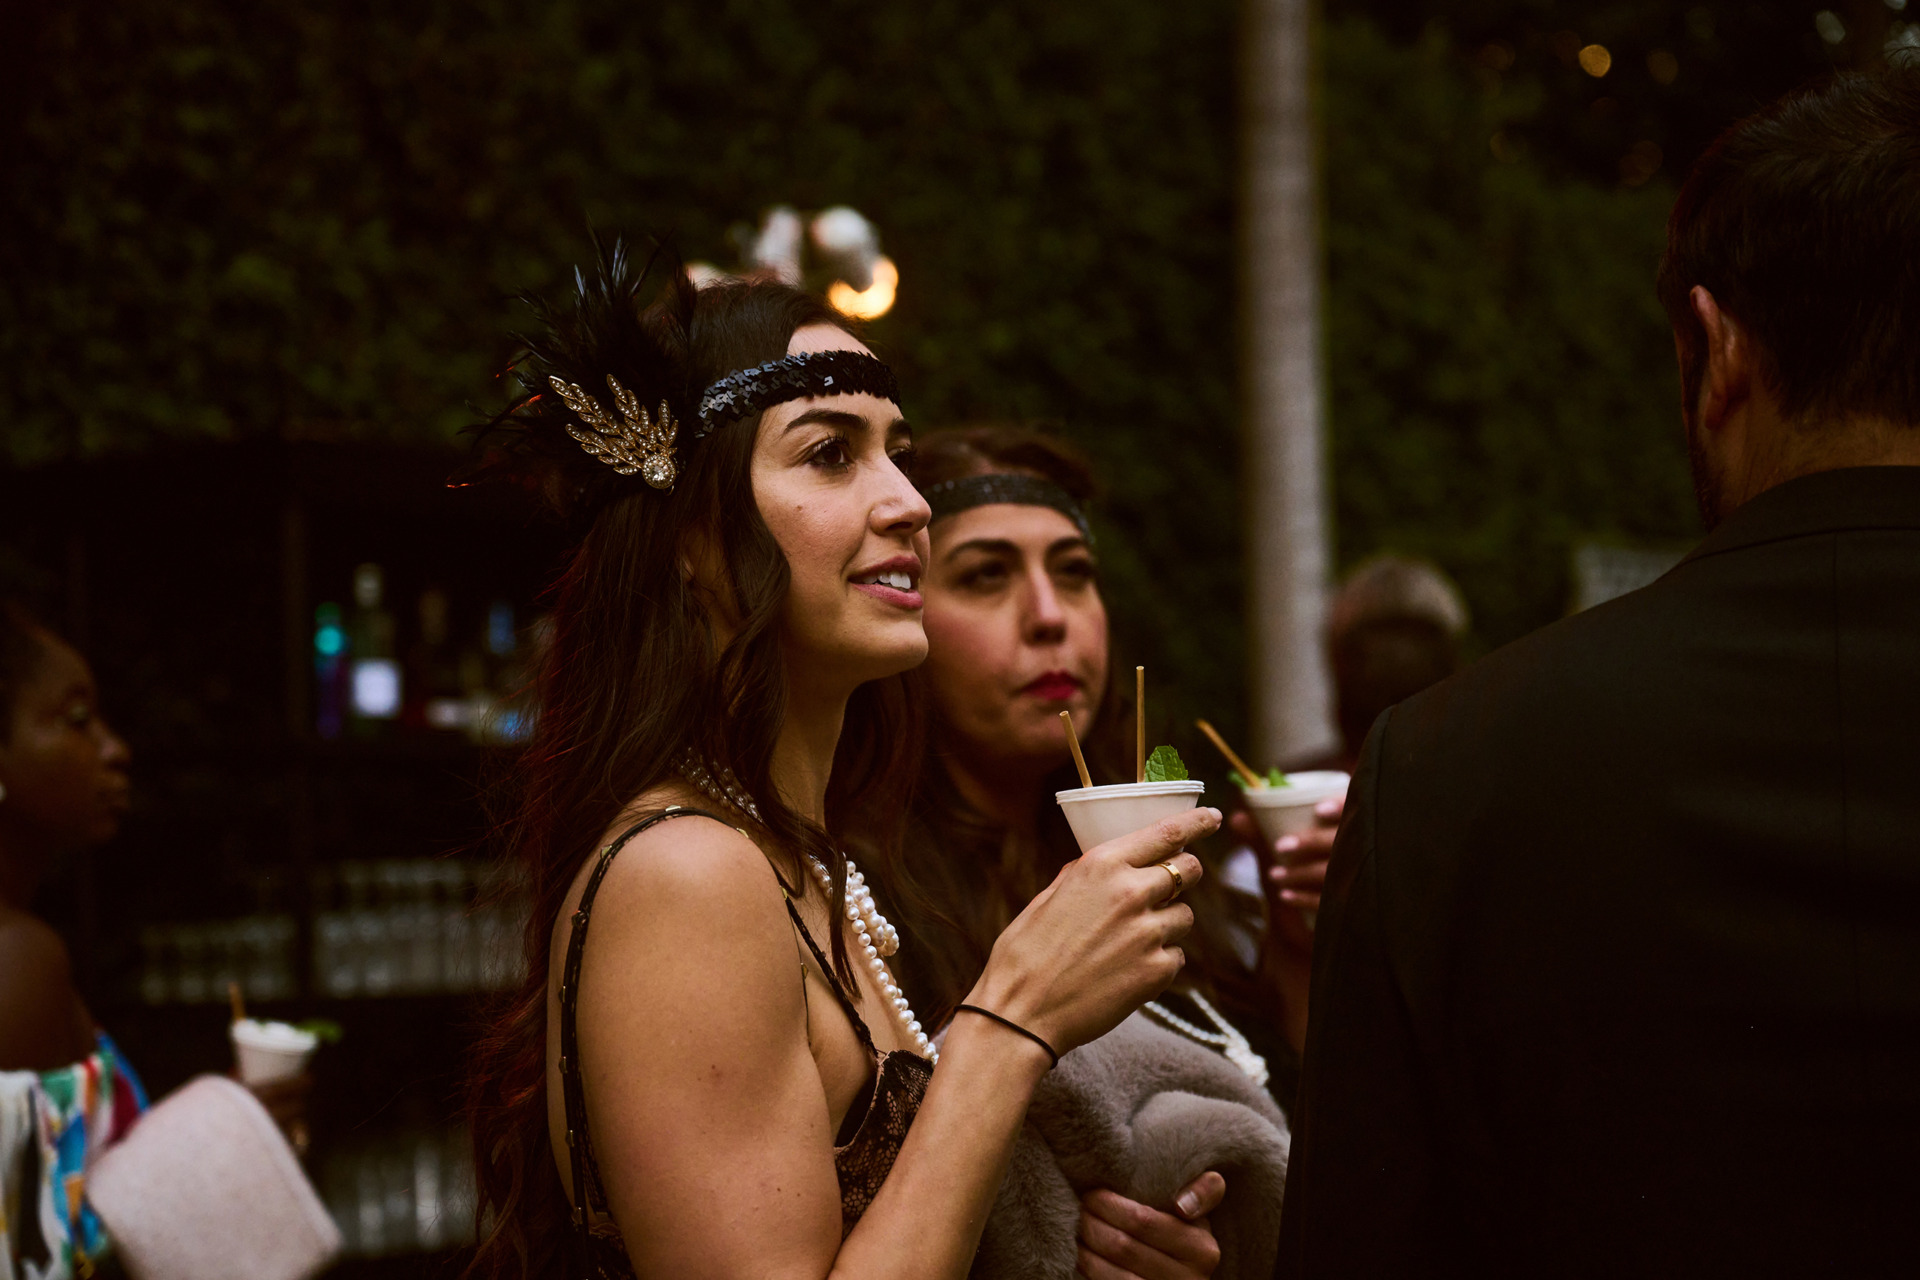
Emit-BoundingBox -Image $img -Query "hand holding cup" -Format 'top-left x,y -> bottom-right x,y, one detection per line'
967,804 -> 1219,1058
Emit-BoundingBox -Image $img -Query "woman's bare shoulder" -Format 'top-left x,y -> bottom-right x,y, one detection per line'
566,785 -> 797,959
563,791 -> 809,1052
0,910 -> 93,1070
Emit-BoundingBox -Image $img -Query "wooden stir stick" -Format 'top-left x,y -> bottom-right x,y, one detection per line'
1196,718 -> 1265,790
1060,710 -> 1093,788
1135,666 -> 1146,783
229,981 -> 247,1025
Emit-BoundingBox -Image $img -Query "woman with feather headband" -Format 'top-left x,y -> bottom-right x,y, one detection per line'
461,244 -> 1220,1280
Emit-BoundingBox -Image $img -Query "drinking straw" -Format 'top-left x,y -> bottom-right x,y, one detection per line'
1135,666 -> 1146,784
1195,719 -> 1265,790
1060,710 -> 1094,788
229,981 -> 246,1025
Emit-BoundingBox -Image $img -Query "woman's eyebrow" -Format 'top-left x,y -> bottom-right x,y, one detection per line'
1045,536 -> 1091,558
942,537 -> 1020,561
780,407 -> 869,436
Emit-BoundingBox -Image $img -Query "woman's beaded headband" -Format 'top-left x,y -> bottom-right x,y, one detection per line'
552,349 -> 900,490
921,473 -> 1093,543
693,350 -> 900,440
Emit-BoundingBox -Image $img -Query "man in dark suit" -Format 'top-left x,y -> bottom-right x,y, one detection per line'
1277,66 -> 1920,1277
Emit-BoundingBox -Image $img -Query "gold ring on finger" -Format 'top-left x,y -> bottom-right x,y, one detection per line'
1158,860 -> 1185,902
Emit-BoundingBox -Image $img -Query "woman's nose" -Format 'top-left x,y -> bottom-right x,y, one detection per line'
1023,572 -> 1068,643
873,464 -> 931,536
101,725 -> 131,770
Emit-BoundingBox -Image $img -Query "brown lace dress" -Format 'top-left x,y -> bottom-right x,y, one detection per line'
558,808 -> 933,1278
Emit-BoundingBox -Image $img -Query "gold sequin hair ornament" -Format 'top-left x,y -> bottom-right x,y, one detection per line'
547,374 -> 679,490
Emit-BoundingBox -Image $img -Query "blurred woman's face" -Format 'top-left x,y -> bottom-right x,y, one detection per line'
0,632 -> 131,857
752,324 -> 931,696
920,499 -> 1108,774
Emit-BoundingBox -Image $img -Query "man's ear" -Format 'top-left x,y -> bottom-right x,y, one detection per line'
1689,286 -> 1753,437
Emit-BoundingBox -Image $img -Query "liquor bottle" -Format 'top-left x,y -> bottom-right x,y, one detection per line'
405,587 -> 464,733
347,564 -> 401,733
314,602 -> 349,740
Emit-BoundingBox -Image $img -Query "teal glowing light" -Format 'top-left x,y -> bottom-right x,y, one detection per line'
314,603 -> 346,657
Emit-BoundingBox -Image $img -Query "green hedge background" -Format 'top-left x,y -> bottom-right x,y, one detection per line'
4,0 -> 1867,752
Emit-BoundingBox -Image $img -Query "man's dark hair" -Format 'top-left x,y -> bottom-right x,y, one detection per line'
1657,61 -> 1920,427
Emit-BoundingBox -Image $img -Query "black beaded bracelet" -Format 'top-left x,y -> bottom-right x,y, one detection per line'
952,1004 -> 1060,1069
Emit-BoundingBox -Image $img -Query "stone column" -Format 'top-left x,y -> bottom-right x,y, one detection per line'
1241,0 -> 1337,767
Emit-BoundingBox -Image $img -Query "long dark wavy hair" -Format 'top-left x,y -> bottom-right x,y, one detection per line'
462,245 -> 922,1279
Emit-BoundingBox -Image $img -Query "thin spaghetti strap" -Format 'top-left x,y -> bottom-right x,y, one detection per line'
778,882 -> 814,1049
781,894 -> 878,1056
558,806 -> 722,1229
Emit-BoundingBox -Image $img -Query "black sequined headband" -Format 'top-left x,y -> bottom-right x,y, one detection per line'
921,473 -> 1093,543
693,350 -> 900,441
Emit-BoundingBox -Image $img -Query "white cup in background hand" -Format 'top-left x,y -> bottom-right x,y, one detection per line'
230,1018 -> 319,1086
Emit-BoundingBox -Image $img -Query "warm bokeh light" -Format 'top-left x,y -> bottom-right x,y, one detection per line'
1578,44 -> 1612,77
828,255 -> 898,319
1647,49 -> 1679,85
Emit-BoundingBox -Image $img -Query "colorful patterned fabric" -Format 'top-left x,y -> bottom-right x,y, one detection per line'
0,1032 -> 148,1280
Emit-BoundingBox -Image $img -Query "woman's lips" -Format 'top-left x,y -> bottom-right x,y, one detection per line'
851,580 -> 924,610
1020,672 -> 1083,703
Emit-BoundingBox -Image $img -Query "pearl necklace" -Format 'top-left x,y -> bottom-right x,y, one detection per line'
678,753 -> 935,1062
1141,989 -> 1269,1088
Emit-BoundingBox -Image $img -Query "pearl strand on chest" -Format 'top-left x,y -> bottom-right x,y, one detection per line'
1141,989 -> 1268,1087
679,753 -> 936,1063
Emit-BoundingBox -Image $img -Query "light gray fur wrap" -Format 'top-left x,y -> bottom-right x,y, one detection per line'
971,1012 -> 1290,1280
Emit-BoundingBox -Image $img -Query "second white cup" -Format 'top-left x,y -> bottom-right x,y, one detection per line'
1239,770 -> 1350,849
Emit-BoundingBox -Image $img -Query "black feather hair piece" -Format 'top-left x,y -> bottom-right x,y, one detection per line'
456,235 -> 699,521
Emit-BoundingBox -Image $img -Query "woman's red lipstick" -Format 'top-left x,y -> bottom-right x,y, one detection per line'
1020,671 -> 1082,703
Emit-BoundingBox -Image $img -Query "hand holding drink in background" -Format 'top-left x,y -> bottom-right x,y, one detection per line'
1197,720 -> 1346,926
1195,721 -> 1344,1055
228,983 -> 322,1157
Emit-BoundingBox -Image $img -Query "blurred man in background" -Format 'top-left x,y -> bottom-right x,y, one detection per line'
1324,555 -> 1468,773
1279,64 -> 1920,1276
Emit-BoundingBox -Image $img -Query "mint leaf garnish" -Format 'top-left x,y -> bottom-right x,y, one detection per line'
1266,767 -> 1292,787
1144,745 -> 1189,782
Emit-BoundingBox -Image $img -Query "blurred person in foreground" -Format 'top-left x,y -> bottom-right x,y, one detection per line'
875,427 -> 1295,1278
1277,65 -> 1920,1275
0,599 -> 131,1072
0,599 -> 313,1274
0,598 -> 143,1275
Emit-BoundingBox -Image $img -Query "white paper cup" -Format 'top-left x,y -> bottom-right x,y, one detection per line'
1055,780 -> 1207,853
1241,771 -> 1349,930
230,1018 -> 319,1085
1240,770 -> 1350,847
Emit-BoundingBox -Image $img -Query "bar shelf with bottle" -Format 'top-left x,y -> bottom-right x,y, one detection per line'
1,440 -> 563,1276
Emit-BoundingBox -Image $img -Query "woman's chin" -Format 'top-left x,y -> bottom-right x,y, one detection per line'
874,631 -> 930,677
836,629 -> 930,685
